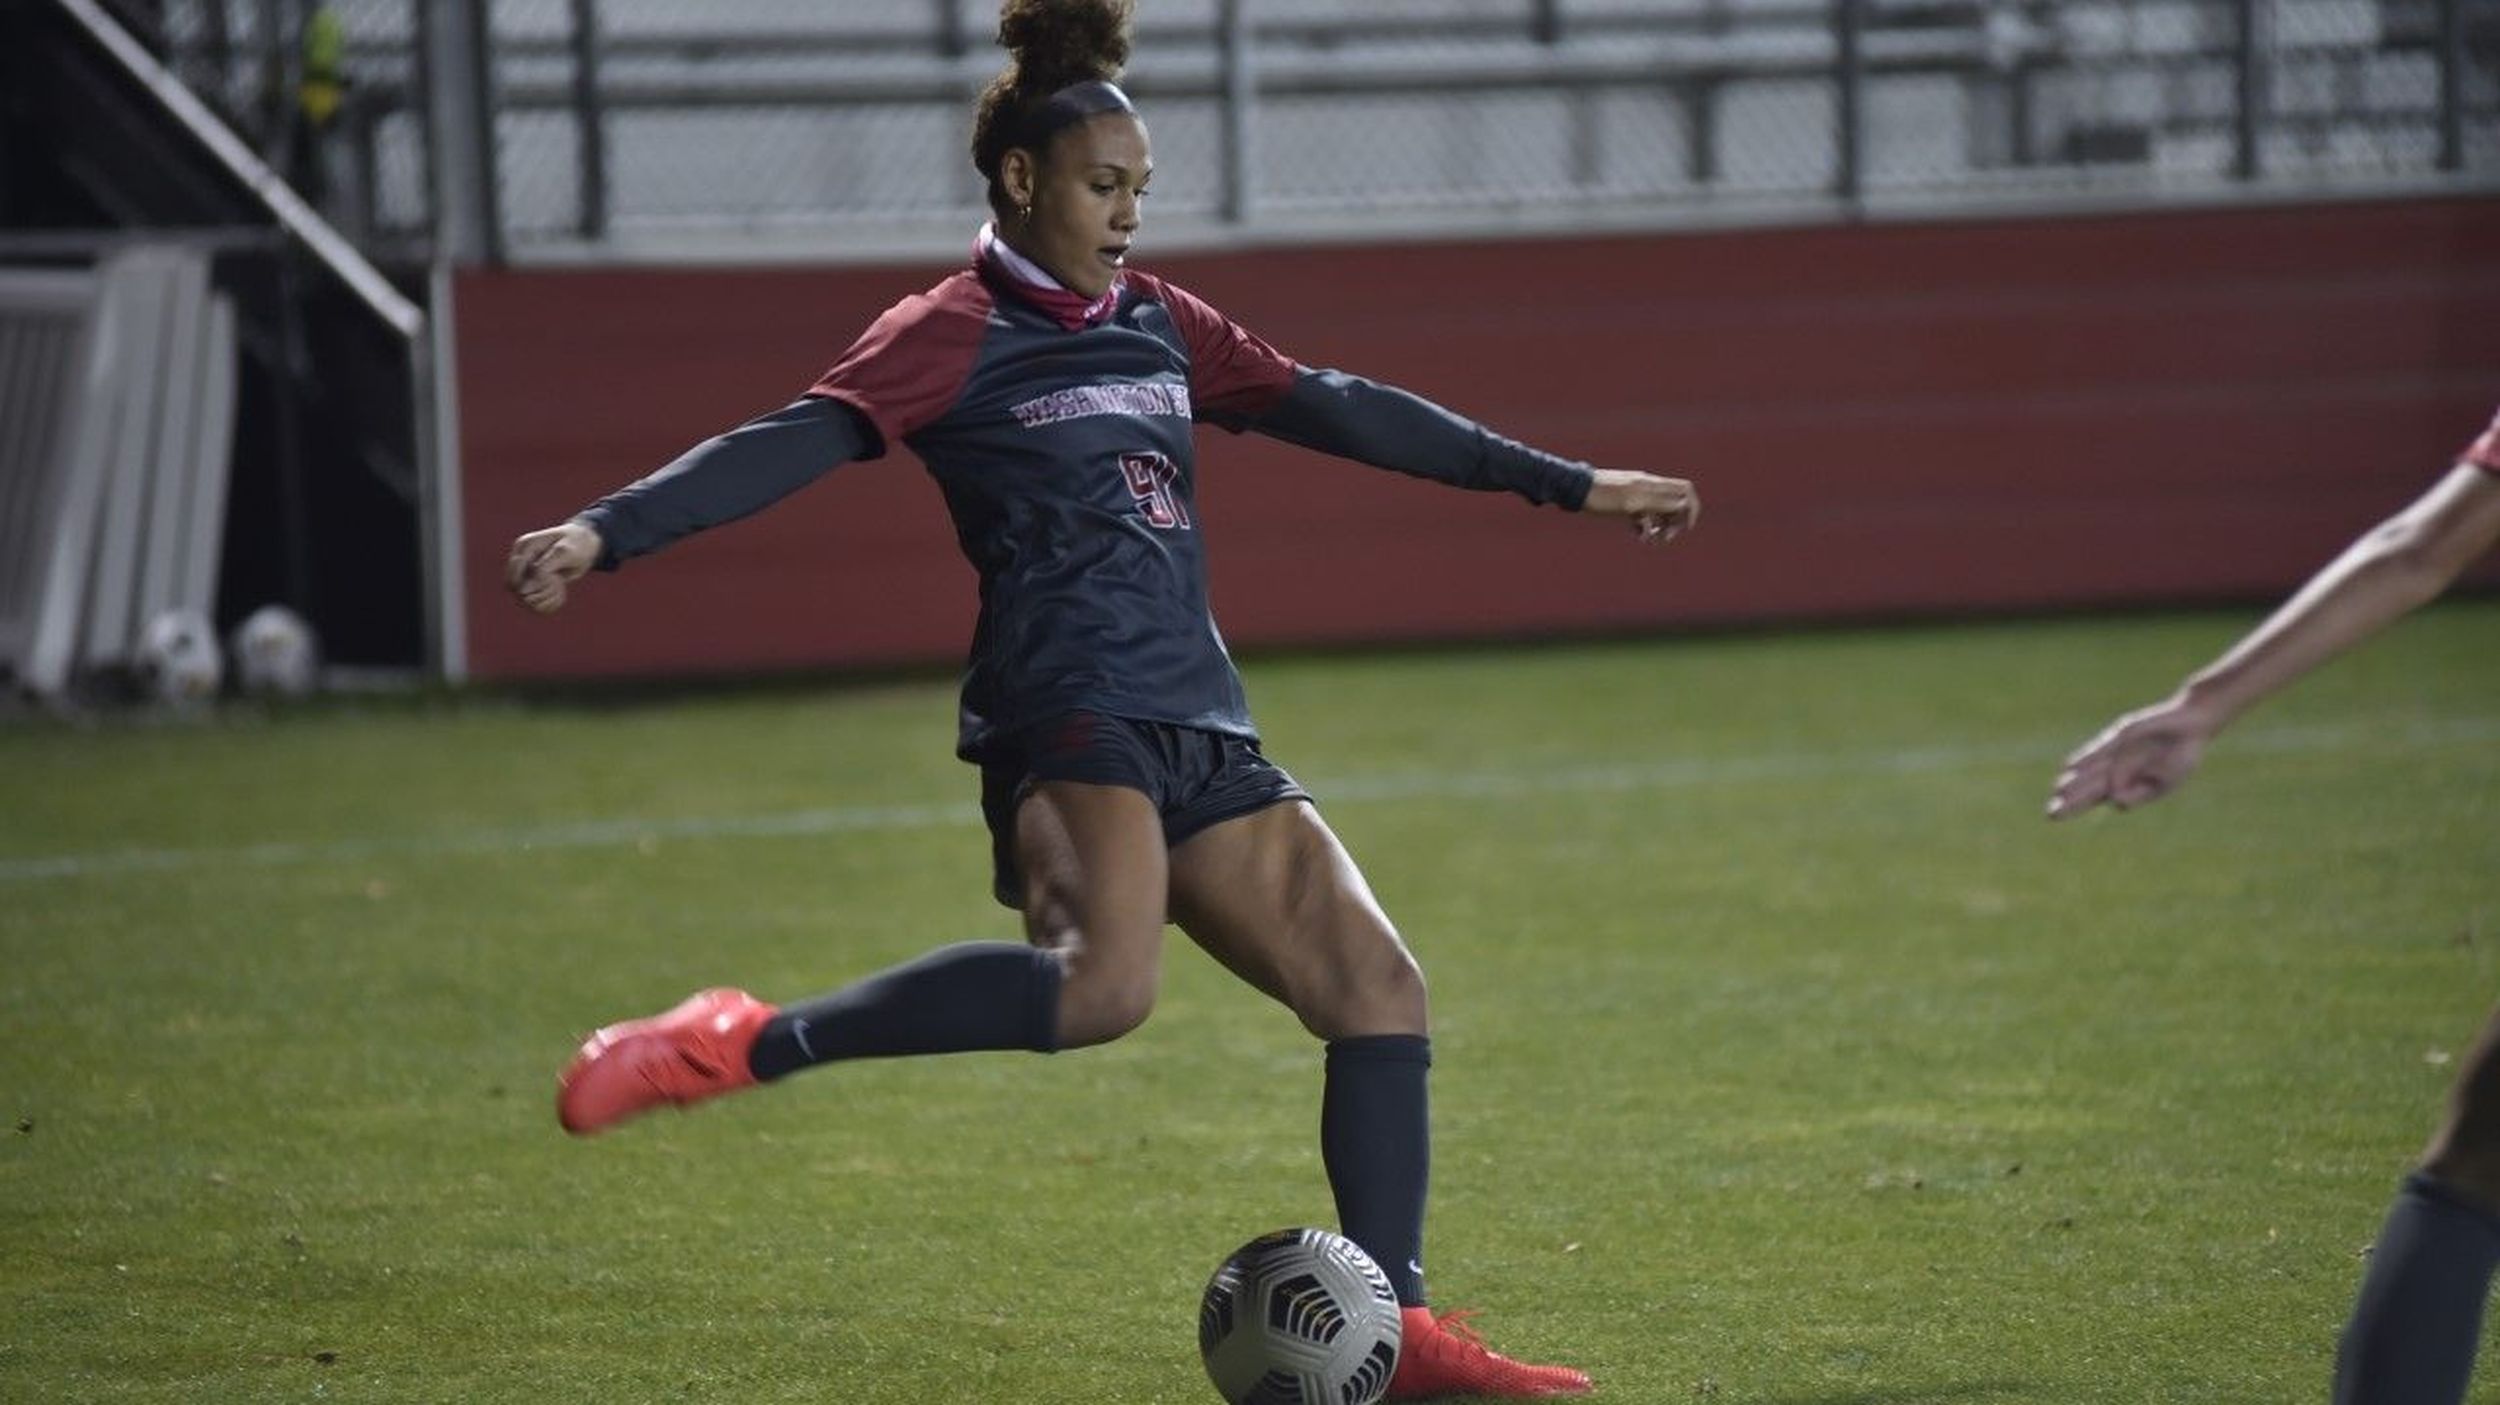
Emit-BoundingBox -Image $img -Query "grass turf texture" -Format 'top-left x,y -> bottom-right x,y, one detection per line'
2,605 -> 2495,1404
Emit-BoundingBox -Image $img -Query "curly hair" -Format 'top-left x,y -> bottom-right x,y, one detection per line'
970,0 -> 1135,182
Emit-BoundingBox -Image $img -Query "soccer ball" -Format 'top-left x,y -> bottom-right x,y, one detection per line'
136,607 -> 223,705
228,604 -> 320,697
1199,1228 -> 1402,1405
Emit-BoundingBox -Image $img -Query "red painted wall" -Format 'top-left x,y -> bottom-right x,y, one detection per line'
456,197 -> 2500,681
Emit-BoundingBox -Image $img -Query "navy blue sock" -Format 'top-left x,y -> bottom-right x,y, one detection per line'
2333,1172 -> 2500,1405
745,942 -> 1062,1079
1322,1034 -> 1432,1307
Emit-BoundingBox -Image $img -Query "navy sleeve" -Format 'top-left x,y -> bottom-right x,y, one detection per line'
1248,367 -> 1595,510
573,397 -> 874,568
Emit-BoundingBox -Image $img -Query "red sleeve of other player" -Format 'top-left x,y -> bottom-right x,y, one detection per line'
2465,405 -> 2500,475
805,273 -> 993,455
1131,272 -> 1300,425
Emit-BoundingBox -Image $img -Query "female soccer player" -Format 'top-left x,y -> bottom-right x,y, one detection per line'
2049,405 -> 2500,1405
506,2 -> 1696,1397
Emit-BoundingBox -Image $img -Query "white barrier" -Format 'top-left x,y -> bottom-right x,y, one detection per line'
0,248 -> 237,700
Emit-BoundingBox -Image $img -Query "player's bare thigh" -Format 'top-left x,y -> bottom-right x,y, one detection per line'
1011,780 -> 1172,1047
1166,799 -> 1427,1040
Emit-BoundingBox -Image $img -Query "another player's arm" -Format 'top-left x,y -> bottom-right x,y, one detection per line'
2047,462 -> 2500,818
507,396 -> 877,614
1243,368 -> 1699,542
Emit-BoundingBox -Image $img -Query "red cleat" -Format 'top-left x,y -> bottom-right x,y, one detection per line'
1385,1306 -> 1593,1400
556,987 -> 776,1136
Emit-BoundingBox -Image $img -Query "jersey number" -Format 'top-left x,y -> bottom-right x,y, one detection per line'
1121,452 -> 1192,530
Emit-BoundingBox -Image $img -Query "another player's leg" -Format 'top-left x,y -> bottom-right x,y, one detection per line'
2334,1001 -> 2500,1405
1171,794 -> 1592,1400
558,778 -> 1168,1135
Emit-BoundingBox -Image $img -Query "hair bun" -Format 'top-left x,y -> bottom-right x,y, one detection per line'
996,0 -> 1132,92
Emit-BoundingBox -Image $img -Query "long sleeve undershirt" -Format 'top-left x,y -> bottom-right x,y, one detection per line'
1246,368 -> 1594,510
574,397 -> 876,568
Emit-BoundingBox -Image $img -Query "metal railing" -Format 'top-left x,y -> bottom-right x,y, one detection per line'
129,1 -> 2500,263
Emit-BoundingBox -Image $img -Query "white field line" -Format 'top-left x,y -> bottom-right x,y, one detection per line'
5,714 -> 2495,885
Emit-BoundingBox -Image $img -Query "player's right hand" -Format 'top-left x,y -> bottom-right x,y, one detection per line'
2045,695 -> 2216,819
506,521 -> 603,614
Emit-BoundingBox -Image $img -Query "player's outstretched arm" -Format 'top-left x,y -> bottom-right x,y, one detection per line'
1243,367 -> 1696,539
2048,462 -> 2500,819
502,396 -> 878,616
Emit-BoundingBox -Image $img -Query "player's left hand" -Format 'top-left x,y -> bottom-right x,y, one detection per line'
1582,469 -> 1699,543
2046,695 -> 2217,819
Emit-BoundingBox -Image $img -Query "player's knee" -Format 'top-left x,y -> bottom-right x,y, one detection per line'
1362,942 -> 1428,1023
1293,938 -> 1427,1040
1053,950 -> 1159,1047
1058,973 -> 1157,1047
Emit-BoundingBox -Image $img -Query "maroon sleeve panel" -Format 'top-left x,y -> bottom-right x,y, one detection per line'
805,272 -> 995,455
1131,271 -> 1300,426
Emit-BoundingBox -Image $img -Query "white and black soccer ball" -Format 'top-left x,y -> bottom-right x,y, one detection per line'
1199,1228 -> 1401,1405
228,604 -> 320,697
136,607 -> 223,705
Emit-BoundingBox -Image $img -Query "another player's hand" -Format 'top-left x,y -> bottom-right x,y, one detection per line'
2046,695 -> 2219,820
506,521 -> 603,614
1582,469 -> 1699,544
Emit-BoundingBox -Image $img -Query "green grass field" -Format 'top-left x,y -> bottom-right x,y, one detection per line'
4,605 -> 2496,1404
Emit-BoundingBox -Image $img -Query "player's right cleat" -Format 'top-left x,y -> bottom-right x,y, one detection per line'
556,987 -> 776,1136
1385,1306 -> 1594,1399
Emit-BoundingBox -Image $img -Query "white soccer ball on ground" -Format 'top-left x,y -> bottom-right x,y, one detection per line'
228,604 -> 320,697
136,607 -> 224,706
1199,1227 -> 1402,1405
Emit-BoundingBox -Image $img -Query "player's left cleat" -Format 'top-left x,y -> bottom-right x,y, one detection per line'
556,987 -> 776,1136
1385,1305 -> 1594,1399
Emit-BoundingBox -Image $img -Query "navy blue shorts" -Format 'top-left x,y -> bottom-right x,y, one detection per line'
975,711 -> 1311,909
